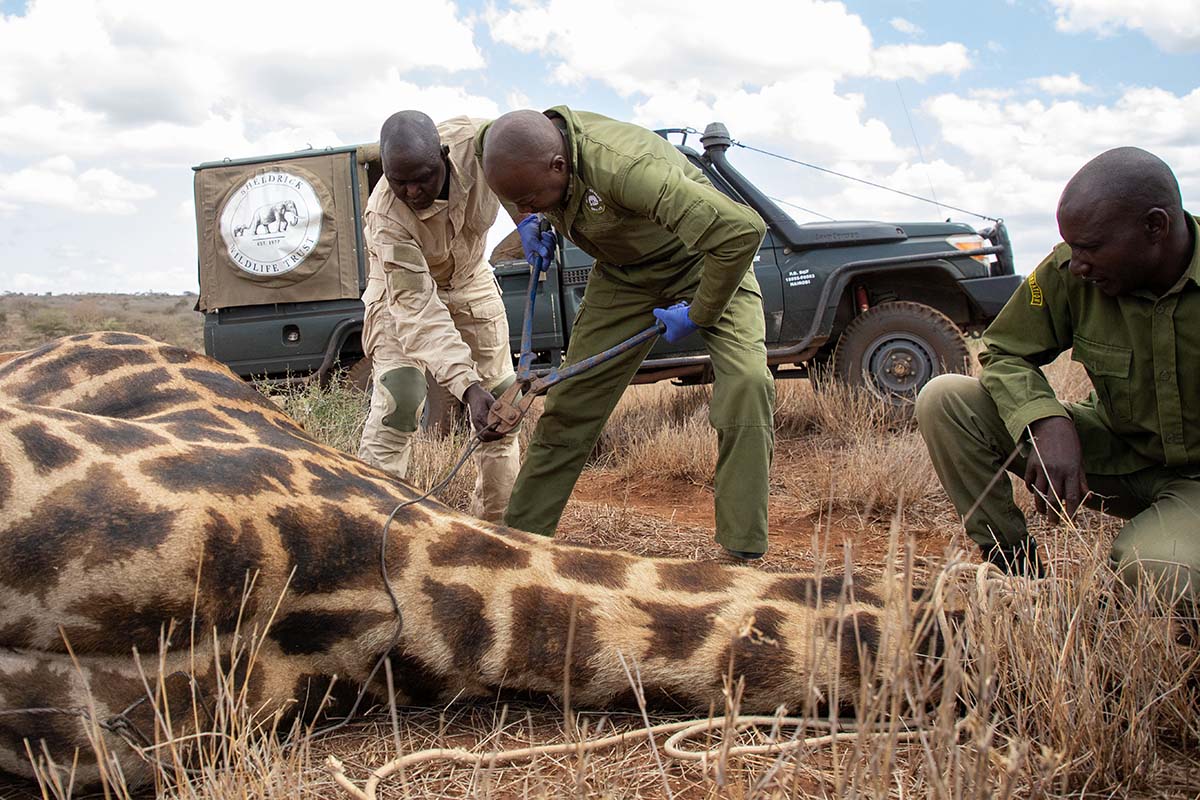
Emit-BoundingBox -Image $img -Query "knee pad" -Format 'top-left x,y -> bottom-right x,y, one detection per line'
379,366 -> 426,433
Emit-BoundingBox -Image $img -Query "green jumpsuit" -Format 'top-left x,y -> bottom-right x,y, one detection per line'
477,107 -> 773,554
916,214 -> 1200,599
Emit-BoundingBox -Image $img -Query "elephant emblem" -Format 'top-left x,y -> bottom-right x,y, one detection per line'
251,200 -> 300,235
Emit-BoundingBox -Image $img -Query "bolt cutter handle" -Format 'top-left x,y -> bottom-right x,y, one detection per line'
486,319 -> 667,437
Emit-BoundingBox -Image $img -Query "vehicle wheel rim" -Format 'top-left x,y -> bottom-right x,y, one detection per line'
862,333 -> 938,402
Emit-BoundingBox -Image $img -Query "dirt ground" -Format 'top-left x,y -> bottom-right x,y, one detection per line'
565,467 -> 951,571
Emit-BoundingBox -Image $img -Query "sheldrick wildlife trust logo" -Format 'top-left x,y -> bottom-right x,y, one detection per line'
219,171 -> 323,276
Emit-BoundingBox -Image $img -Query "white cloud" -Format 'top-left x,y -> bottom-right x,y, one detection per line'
890,17 -> 922,35
505,90 -> 531,111
919,84 -> 1200,266
816,159 -> 993,224
927,86 -> 1200,184
1028,73 -> 1094,95
0,0 -> 1192,299
750,82 -> 1200,275
0,156 -> 155,215
871,43 -> 971,81
0,0 -> 494,162
633,76 -> 907,163
486,0 -> 968,162
1051,0 -> 1200,52
488,0 -> 877,94
0,0 -> 497,294
969,88 -> 1018,101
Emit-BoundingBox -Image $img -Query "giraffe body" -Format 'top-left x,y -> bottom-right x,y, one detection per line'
0,333 -> 922,786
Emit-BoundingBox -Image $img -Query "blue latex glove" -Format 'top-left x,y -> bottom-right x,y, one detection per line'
517,214 -> 555,270
652,301 -> 700,343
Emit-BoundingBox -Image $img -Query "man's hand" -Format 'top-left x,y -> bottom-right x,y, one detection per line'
517,214 -> 555,271
463,383 -> 504,442
652,301 -> 700,343
1023,415 -> 1088,521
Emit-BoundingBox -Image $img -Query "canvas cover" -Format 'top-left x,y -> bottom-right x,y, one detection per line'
196,151 -> 363,311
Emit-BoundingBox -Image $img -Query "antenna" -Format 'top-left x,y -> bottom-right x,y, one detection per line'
896,82 -> 943,219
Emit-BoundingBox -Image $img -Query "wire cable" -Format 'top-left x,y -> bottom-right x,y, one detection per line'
896,82 -> 943,219
732,141 -> 1000,223
765,194 -> 835,221
303,431 -> 486,743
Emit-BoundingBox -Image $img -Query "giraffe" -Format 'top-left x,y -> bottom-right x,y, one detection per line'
0,332 -> 944,787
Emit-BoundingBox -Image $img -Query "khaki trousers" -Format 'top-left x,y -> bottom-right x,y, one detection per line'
504,262 -> 775,554
358,268 -> 519,523
916,374 -> 1200,602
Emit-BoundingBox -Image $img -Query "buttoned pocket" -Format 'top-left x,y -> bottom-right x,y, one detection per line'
674,199 -> 718,250
1071,335 -> 1133,421
574,207 -> 625,237
465,296 -> 508,351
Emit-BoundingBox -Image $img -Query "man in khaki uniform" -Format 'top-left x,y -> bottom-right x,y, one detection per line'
916,147 -> 1199,601
477,108 -> 773,559
359,111 -> 518,522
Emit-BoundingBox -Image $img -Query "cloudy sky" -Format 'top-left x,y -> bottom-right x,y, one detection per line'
0,0 -> 1197,294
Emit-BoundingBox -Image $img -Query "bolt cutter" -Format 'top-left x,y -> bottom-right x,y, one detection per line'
486,216 -> 665,436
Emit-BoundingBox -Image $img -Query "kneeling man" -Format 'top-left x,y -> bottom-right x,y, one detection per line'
917,147 -> 1199,601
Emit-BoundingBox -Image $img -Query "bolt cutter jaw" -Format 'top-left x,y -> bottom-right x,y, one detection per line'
484,381 -> 533,437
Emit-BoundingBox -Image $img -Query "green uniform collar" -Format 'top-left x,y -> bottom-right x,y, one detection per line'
1176,212 -> 1200,290
1137,212 -> 1200,299
544,105 -> 585,234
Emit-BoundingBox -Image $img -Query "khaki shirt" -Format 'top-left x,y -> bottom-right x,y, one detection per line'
362,116 -> 500,400
979,213 -> 1200,476
477,107 -> 765,327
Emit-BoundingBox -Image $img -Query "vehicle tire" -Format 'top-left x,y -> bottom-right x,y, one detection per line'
831,301 -> 970,411
422,370 -> 466,435
346,356 -> 373,392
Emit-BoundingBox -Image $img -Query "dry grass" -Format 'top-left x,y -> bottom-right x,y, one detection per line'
12,532 -> 1198,799
0,293 -> 203,353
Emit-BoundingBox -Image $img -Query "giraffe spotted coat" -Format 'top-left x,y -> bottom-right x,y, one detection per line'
0,332 -> 935,786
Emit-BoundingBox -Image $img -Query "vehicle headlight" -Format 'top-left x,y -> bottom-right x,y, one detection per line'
946,234 -> 995,264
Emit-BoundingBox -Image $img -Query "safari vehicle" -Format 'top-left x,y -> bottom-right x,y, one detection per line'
193,123 -> 1021,417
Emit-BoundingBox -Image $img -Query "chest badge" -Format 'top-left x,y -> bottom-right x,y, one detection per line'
584,189 -> 606,214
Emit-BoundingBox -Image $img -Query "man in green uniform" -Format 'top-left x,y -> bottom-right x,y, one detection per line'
916,147 -> 1199,601
477,107 -> 773,559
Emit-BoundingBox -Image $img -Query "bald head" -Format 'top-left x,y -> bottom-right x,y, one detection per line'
1056,147 -> 1192,296
1060,147 -> 1182,221
481,110 -> 570,215
380,111 -> 440,165
379,110 -> 448,210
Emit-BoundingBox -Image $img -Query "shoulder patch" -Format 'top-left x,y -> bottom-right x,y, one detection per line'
1027,272 -> 1044,307
584,188 -> 606,213
382,242 -> 427,271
